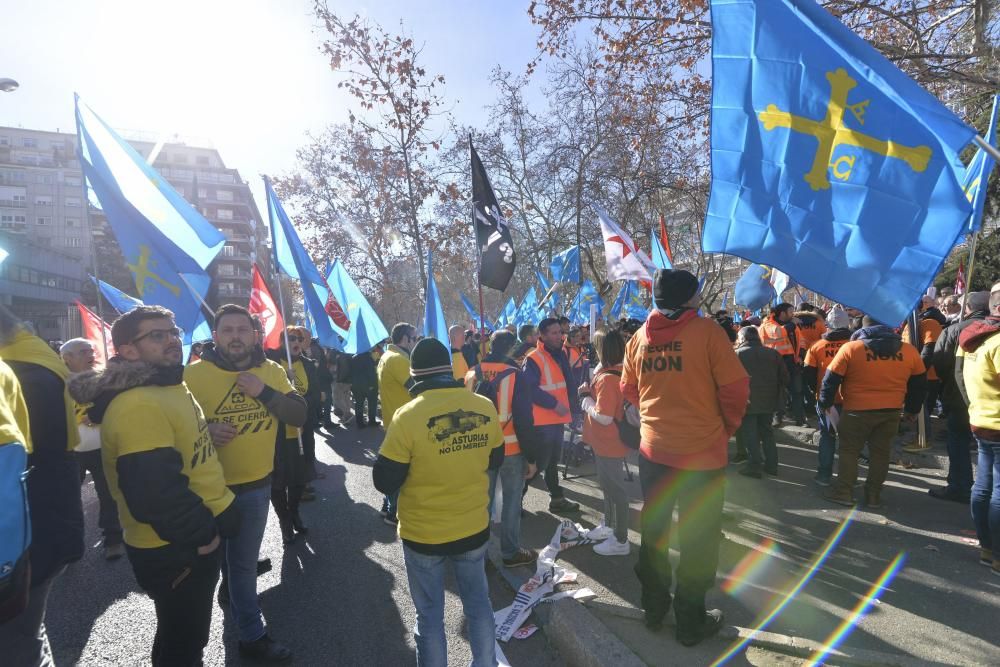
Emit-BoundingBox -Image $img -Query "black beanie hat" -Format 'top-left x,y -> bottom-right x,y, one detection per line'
409,338 -> 453,378
653,269 -> 699,310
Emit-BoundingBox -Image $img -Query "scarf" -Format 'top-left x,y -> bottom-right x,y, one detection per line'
0,329 -> 79,450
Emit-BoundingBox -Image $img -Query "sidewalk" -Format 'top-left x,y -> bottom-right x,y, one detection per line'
492,419 -> 998,666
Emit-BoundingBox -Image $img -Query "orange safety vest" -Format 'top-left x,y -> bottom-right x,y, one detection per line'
527,343 -> 571,426
760,317 -> 795,358
477,361 -> 520,456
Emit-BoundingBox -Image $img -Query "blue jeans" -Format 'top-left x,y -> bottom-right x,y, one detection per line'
945,410 -> 974,496
402,542 -> 496,667
488,453 -> 525,559
224,486 -> 271,642
816,404 -> 841,480
971,438 -> 1000,560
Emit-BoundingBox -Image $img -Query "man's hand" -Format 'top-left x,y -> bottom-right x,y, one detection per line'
208,422 -> 238,447
197,534 -> 220,556
524,462 -> 537,479
553,402 -> 569,418
236,372 -> 266,398
577,382 -> 590,397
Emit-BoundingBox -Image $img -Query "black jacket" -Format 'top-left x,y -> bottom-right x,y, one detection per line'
7,360 -> 84,585
265,349 -> 320,426
349,350 -> 378,388
933,311 -> 987,413
735,340 -> 789,414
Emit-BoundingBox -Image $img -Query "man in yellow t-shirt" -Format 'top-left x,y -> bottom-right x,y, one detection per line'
70,305 -> 240,667
376,322 -> 416,525
373,337 -> 503,665
184,305 -> 305,662
448,325 -> 470,382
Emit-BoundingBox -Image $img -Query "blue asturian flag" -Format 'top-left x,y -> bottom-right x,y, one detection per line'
265,179 -> 344,350
423,250 -> 448,347
495,296 -> 517,329
735,264 -> 777,310
91,276 -> 144,314
650,230 -> 672,270
326,260 -> 389,353
569,280 -> 604,324
459,292 -> 483,326
75,96 -> 223,344
964,94 -> 999,234
550,246 -> 581,284
704,0 -> 975,326
513,286 -> 540,328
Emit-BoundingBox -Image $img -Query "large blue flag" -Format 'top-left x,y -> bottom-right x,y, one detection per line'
568,280 -> 605,324
610,282 -> 648,320
423,250 -> 448,346
650,230 -> 672,270
964,94 -> 999,234
75,96 -> 222,344
550,246 -> 581,284
495,296 -> 517,329
265,179 -> 344,350
91,276 -> 144,314
513,286 -> 540,328
735,264 -> 778,309
704,0 -> 975,325
459,292 -> 483,326
326,260 -> 389,353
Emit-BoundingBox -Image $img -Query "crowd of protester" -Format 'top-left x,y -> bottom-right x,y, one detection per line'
0,270 -> 997,666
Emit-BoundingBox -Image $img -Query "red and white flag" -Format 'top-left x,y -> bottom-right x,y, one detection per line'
324,287 -> 351,330
955,260 -> 966,296
75,301 -> 114,367
249,265 -> 285,350
592,203 -> 657,282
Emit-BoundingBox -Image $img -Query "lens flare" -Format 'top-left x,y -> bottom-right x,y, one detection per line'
804,552 -> 907,666
721,538 -> 779,595
710,510 -> 857,667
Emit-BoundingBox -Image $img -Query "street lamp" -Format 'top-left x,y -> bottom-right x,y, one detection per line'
0,78 -> 19,93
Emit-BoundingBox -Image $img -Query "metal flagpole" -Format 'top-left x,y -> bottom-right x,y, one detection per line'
959,232 -> 980,319
264,175 -> 305,456
902,307 -> 929,452
974,135 -> 1000,163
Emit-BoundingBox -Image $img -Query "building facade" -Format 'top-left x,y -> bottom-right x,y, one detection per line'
0,126 -> 268,340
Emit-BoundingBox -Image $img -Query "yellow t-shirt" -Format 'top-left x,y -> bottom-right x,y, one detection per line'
377,345 -> 412,427
451,350 -> 469,383
280,359 -> 309,439
379,387 -> 503,545
0,359 -> 30,451
101,383 -> 234,548
184,359 -> 296,485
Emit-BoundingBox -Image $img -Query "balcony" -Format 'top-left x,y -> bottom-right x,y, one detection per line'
215,286 -> 251,299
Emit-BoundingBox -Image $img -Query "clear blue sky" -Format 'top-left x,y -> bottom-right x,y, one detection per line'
0,0 -> 543,205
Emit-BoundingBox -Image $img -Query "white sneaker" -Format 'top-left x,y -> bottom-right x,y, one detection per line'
593,538 -> 630,556
586,525 -> 614,542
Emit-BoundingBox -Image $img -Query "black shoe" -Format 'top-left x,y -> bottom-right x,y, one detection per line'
238,634 -> 293,663
291,512 -> 308,535
279,519 -> 296,546
764,466 -> 779,477
738,465 -> 762,478
357,421 -> 368,429
731,453 -> 748,464
928,487 -> 969,503
548,497 -> 580,513
677,609 -> 724,647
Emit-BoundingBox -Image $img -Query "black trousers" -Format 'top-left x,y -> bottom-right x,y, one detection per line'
635,457 -> 725,634
352,385 -> 378,424
76,449 -> 123,546
127,544 -> 221,667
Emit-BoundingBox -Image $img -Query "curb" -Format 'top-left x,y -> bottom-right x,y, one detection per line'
487,542 -> 644,667
772,424 -> 950,470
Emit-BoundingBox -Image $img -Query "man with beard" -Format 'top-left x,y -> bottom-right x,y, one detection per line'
69,306 -> 240,666
185,305 -> 305,662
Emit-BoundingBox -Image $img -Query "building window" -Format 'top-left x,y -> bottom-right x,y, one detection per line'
35,195 -> 52,206
174,154 -> 188,164
216,190 -> 233,202
65,197 -> 80,207
22,138 -> 38,148
217,264 -> 235,276
198,188 -> 207,199
216,208 -> 233,220
65,237 -> 82,248
196,155 -> 209,165
64,175 -> 81,187
36,217 -> 50,225
223,245 -> 235,257
65,217 -> 79,227
0,136 -> 9,146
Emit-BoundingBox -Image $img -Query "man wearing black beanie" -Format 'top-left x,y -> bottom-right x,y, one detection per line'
373,338 -> 504,666
621,269 -> 749,647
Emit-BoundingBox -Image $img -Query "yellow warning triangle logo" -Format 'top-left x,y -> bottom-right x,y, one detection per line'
213,382 -> 263,416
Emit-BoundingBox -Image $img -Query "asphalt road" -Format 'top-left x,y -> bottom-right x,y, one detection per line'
47,422 -> 562,666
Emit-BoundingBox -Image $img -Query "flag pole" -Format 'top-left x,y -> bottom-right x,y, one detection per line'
264,175 -> 304,456
959,232 -> 980,319
974,134 -> 1000,163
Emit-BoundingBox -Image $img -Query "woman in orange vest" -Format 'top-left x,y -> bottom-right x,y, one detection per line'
580,327 -> 632,556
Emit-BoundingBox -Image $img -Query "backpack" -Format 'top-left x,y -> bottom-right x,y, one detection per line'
0,443 -> 31,623
472,365 -> 517,408
594,369 -> 641,450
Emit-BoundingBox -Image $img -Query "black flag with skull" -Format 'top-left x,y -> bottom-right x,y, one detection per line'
471,142 -> 516,291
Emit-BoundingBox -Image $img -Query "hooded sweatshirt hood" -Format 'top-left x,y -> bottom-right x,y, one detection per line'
959,316 -> 1000,353
920,307 -> 948,327
850,325 -> 902,357
644,309 -> 699,345
794,311 -> 819,326
822,327 -> 852,342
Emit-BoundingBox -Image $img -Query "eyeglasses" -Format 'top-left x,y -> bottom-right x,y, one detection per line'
287,335 -> 305,342
131,327 -> 184,345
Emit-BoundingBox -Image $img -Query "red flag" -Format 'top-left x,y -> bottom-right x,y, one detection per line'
658,215 -> 674,264
955,260 -> 966,295
324,287 -> 350,330
75,301 -> 114,366
249,265 -> 285,350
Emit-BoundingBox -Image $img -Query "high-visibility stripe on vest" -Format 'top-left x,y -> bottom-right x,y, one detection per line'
760,317 -> 794,358
527,343 -> 571,426
478,361 -> 520,456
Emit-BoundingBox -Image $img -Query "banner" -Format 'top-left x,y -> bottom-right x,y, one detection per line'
249,265 -> 284,350
75,300 -> 114,367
